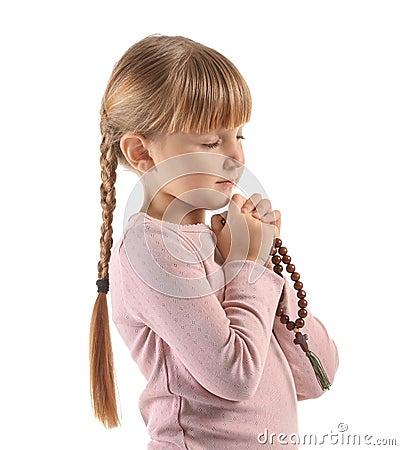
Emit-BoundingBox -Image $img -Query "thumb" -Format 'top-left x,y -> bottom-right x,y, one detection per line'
226,193 -> 246,222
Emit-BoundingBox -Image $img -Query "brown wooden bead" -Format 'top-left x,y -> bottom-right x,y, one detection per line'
286,321 -> 296,330
276,306 -> 285,316
297,289 -> 306,299
272,239 -> 311,334
298,299 -> 308,308
291,272 -> 300,281
294,281 -> 303,290
271,255 -> 281,264
280,314 -> 289,324
286,264 -> 295,273
298,309 -> 308,318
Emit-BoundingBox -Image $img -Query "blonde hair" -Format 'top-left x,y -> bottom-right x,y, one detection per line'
89,34 -> 252,428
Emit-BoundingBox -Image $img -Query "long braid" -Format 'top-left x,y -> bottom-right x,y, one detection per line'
89,123 -> 120,428
98,130 -> 118,278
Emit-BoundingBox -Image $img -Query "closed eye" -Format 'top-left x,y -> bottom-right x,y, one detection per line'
204,139 -> 221,148
205,135 -> 245,149
205,140 -> 220,149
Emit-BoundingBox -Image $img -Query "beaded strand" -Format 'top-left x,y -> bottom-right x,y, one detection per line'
271,238 -> 308,333
270,238 -> 332,390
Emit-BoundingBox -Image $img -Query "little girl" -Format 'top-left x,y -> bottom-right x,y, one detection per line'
89,34 -> 339,449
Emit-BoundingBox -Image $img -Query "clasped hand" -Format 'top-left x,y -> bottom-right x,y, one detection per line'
211,193 -> 281,269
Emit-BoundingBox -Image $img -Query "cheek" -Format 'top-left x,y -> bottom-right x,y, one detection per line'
168,174 -> 231,209
178,153 -> 226,180
168,173 -> 216,193
157,152 -> 227,191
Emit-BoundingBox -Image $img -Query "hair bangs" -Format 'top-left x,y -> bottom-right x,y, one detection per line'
167,48 -> 252,135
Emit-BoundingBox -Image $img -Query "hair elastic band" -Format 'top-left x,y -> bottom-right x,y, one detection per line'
96,277 -> 110,294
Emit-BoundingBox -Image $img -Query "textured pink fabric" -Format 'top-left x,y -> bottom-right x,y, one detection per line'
109,212 -> 339,449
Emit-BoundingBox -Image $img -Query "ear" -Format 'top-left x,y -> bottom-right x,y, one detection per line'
119,132 -> 155,173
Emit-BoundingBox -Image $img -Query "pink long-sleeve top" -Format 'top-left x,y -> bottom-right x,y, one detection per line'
109,211 -> 339,449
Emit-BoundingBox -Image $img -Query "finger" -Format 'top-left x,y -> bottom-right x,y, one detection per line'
259,210 -> 281,237
273,210 -> 281,225
231,193 -> 247,209
250,198 -> 272,217
210,213 -> 225,234
271,224 -> 279,240
275,213 -> 281,237
257,210 -> 278,225
258,211 -> 278,222
217,210 -> 228,227
274,223 -> 280,239
227,194 -> 247,221
271,210 -> 281,235
241,193 -> 262,213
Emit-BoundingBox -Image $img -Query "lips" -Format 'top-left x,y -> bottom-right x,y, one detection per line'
216,178 -> 236,184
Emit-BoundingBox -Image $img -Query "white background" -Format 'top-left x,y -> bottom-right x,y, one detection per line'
1,1 -> 399,448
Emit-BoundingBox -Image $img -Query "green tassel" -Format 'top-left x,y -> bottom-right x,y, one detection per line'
306,350 -> 332,391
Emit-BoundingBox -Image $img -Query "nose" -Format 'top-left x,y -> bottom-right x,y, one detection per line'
223,156 -> 243,171
222,154 -> 245,184
223,139 -> 245,167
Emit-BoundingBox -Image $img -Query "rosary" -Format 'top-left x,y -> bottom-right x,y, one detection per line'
271,237 -> 332,391
96,232 -> 332,391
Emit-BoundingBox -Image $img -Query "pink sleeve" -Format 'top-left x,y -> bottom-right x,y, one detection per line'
272,275 -> 339,400
117,224 -> 286,402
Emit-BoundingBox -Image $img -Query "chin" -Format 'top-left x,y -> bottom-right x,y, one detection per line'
179,188 -> 231,210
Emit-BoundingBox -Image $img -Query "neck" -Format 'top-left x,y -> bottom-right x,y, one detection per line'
140,190 -> 206,226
